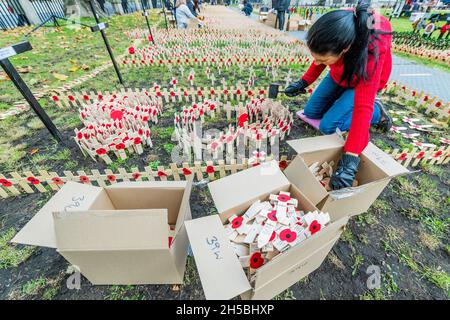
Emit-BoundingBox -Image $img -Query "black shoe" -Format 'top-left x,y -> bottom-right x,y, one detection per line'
375,99 -> 392,133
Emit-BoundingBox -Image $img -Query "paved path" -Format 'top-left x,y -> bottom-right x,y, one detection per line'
231,7 -> 450,102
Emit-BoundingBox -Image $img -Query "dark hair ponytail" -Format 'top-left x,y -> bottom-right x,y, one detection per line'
306,0 -> 382,86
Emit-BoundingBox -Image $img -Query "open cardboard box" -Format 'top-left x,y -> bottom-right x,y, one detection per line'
185,161 -> 348,300
285,134 -> 410,221
12,178 -> 193,285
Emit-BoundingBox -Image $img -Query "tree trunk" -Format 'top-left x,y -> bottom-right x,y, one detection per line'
63,0 -> 108,18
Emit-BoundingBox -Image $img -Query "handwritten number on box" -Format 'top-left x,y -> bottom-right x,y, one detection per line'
206,236 -> 223,260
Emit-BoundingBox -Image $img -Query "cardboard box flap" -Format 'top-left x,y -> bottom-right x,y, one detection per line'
185,215 -> 251,300
208,161 -> 290,215
362,143 -> 410,177
287,134 -> 344,154
283,155 -> 328,205
11,182 -> 105,248
174,176 -> 194,236
53,209 -> 168,251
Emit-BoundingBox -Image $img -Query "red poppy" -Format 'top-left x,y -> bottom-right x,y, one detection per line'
231,216 -> 244,229
398,152 -> 407,161
210,89 -> 216,95
279,160 -> 287,170
79,176 -> 90,183
259,89 -> 265,95
132,172 -> 141,180
434,150 -> 443,158
0,178 -> 12,187
238,113 -> 248,127
223,89 -> 229,95
267,210 -> 277,222
96,148 -> 107,155
134,137 -> 141,145
279,229 -> 297,243
51,177 -> 64,185
206,166 -> 215,174
435,101 -> 442,108
182,168 -> 192,175
252,163 -> 260,167
197,90 -> 203,96
68,95 -> 75,101
269,231 -> 276,242
157,171 -> 167,177
168,236 -> 173,248
107,175 -> 116,182
247,90 -> 253,96
115,143 -> 125,150
277,194 -> 291,202
98,95 -> 103,101
27,177 -> 40,185
236,89 -> 241,95
52,95 -> 59,102
83,95 -> 89,101
249,252 -> 264,269
128,46 -> 136,54
309,220 -> 321,235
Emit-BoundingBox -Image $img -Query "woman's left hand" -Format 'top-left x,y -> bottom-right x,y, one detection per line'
330,153 -> 360,190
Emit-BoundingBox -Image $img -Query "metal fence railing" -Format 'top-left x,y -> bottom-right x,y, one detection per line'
0,0 -> 30,29
0,0 -> 164,30
30,0 -> 65,23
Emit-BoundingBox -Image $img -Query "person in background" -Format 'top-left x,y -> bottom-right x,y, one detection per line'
175,0 -> 203,28
242,0 -> 253,16
284,0 -> 393,189
275,0 -> 289,31
187,0 -> 198,16
438,18 -> 450,39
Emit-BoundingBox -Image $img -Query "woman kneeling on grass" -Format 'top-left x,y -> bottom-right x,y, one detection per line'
285,0 -> 393,190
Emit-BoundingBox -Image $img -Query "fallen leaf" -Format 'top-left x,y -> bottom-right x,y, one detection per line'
171,285 -> 180,292
30,149 -> 39,155
17,66 -> 32,74
53,73 -> 68,80
69,66 -> 80,72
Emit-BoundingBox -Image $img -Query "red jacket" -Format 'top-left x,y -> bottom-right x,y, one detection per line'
302,13 -> 392,155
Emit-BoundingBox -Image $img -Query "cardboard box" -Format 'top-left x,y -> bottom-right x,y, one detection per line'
286,19 -> 299,31
12,179 -> 193,285
185,161 -> 348,300
284,134 -> 410,221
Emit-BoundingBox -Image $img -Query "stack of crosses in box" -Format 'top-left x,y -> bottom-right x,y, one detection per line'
309,161 -> 335,191
223,191 -> 330,279
309,161 -> 359,190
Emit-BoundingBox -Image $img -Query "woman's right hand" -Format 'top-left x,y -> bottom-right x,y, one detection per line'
284,79 -> 308,97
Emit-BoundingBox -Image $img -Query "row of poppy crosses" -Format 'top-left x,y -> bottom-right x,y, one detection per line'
0,156 -> 291,199
392,43 -> 450,65
382,81 -> 450,120
1,145 -> 449,199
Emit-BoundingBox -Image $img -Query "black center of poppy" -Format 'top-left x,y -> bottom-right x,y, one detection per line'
313,225 -> 317,230
253,258 -> 258,262
286,234 -> 291,239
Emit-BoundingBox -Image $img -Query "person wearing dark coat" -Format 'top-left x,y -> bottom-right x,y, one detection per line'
275,0 -> 289,31
242,0 -> 253,16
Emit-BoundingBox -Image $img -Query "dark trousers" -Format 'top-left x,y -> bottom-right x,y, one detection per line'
276,10 -> 285,31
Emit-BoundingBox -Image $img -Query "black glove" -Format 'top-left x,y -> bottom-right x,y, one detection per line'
330,154 -> 360,190
284,79 -> 308,97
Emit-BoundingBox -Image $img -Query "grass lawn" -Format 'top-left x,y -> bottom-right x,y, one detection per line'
0,8 -> 449,301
